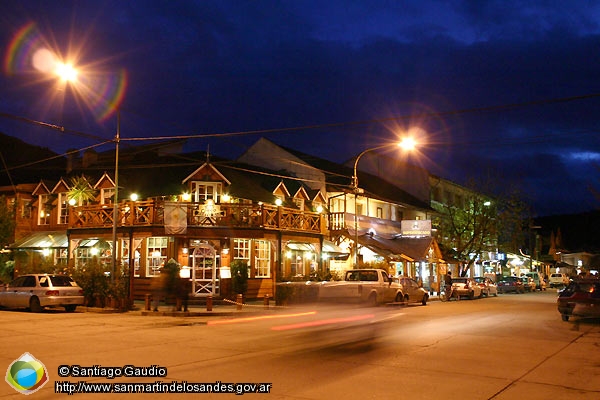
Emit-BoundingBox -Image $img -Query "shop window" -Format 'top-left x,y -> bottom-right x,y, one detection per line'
233,238 -> 251,262
147,237 -> 167,277
254,240 -> 271,278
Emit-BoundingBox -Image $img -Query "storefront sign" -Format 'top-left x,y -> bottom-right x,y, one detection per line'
401,220 -> 432,237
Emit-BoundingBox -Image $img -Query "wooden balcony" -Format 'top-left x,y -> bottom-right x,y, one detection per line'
69,200 -> 325,233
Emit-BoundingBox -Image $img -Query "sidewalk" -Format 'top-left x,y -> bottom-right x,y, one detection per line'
82,294 -> 450,317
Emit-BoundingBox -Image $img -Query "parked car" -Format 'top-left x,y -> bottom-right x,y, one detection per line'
549,273 -> 570,288
396,277 -> 429,305
523,272 -> 546,291
520,276 -> 536,292
0,274 -> 84,312
450,277 -> 482,299
496,276 -> 525,294
473,276 -> 498,297
557,277 -> 600,321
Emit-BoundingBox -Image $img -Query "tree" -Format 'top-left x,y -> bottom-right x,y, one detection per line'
0,195 -> 16,248
433,179 -> 529,277
496,188 -> 529,256
432,179 -> 499,276
67,175 -> 97,204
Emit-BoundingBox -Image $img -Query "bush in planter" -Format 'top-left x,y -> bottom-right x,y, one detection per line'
73,258 -> 109,307
162,258 -> 181,299
108,264 -> 129,310
230,260 -> 249,299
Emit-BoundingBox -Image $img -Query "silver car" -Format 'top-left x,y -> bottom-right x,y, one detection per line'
451,277 -> 482,299
396,277 -> 429,305
0,274 -> 84,312
473,277 -> 498,297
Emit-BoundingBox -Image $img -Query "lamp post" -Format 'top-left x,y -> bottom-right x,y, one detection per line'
350,138 -> 417,268
110,111 -> 120,282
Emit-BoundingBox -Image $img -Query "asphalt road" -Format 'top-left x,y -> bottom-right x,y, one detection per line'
0,289 -> 598,399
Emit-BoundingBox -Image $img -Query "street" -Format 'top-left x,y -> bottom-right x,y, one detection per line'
1,290 -> 598,399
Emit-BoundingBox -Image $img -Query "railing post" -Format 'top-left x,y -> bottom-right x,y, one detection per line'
206,295 -> 213,311
263,294 -> 270,310
145,294 -> 152,311
236,293 -> 243,310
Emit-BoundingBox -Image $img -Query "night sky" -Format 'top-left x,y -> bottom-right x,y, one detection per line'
1,1 -> 600,216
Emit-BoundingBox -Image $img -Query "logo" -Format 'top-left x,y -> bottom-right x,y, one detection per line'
6,353 -> 49,395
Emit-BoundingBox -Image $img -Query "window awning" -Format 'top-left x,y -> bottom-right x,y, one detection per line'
322,240 -> 345,254
322,240 -> 350,260
10,232 -> 68,249
286,242 -> 315,251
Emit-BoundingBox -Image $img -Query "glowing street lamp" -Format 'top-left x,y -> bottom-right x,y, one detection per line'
54,62 -> 78,82
350,138 -> 417,267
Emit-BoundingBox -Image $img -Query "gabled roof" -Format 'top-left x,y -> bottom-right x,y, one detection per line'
32,181 -> 51,196
182,162 -> 231,185
51,178 -> 70,193
273,141 -> 432,210
94,172 -> 115,189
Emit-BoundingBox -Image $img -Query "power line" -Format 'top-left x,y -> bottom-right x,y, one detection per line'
119,92 -> 600,141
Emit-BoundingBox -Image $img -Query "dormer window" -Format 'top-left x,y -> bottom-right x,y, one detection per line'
293,198 -> 304,210
58,192 -> 69,224
38,194 -> 51,225
100,188 -> 115,205
191,182 -> 222,203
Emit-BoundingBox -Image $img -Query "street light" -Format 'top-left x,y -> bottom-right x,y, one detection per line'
51,58 -> 121,282
350,137 -> 417,267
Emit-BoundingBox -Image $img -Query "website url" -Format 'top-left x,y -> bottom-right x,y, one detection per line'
55,380 -> 273,395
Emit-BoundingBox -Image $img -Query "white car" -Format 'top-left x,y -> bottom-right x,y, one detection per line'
0,274 -> 84,312
451,277 -> 482,299
549,273 -> 570,288
473,276 -> 498,297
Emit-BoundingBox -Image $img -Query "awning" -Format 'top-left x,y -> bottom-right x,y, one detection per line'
322,240 -> 350,260
10,232 -> 68,249
286,242 -> 315,251
357,235 -> 439,262
322,240 -> 345,253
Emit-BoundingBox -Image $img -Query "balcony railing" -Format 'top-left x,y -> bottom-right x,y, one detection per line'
69,200 -> 324,233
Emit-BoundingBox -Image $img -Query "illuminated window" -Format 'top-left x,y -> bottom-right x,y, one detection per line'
38,194 -> 51,225
293,198 -> 304,210
254,240 -> 271,278
233,238 -> 251,262
191,182 -> 222,202
101,188 -> 115,205
58,192 -> 69,224
147,237 -> 167,277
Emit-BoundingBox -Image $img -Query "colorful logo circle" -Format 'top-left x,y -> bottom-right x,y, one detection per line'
5,353 -> 49,395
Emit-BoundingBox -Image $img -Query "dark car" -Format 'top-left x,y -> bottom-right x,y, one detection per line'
557,278 -> 600,321
496,276 -> 525,294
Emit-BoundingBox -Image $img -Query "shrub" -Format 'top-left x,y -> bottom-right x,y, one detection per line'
230,260 -> 249,296
72,258 -> 110,307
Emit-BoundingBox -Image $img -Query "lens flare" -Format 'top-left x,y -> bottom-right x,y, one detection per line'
4,22 -> 127,122
4,21 -> 45,75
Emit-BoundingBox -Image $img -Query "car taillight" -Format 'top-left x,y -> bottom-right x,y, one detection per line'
46,290 -> 59,296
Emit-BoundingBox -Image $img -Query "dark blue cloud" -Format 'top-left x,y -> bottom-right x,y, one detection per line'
1,0 -> 599,215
